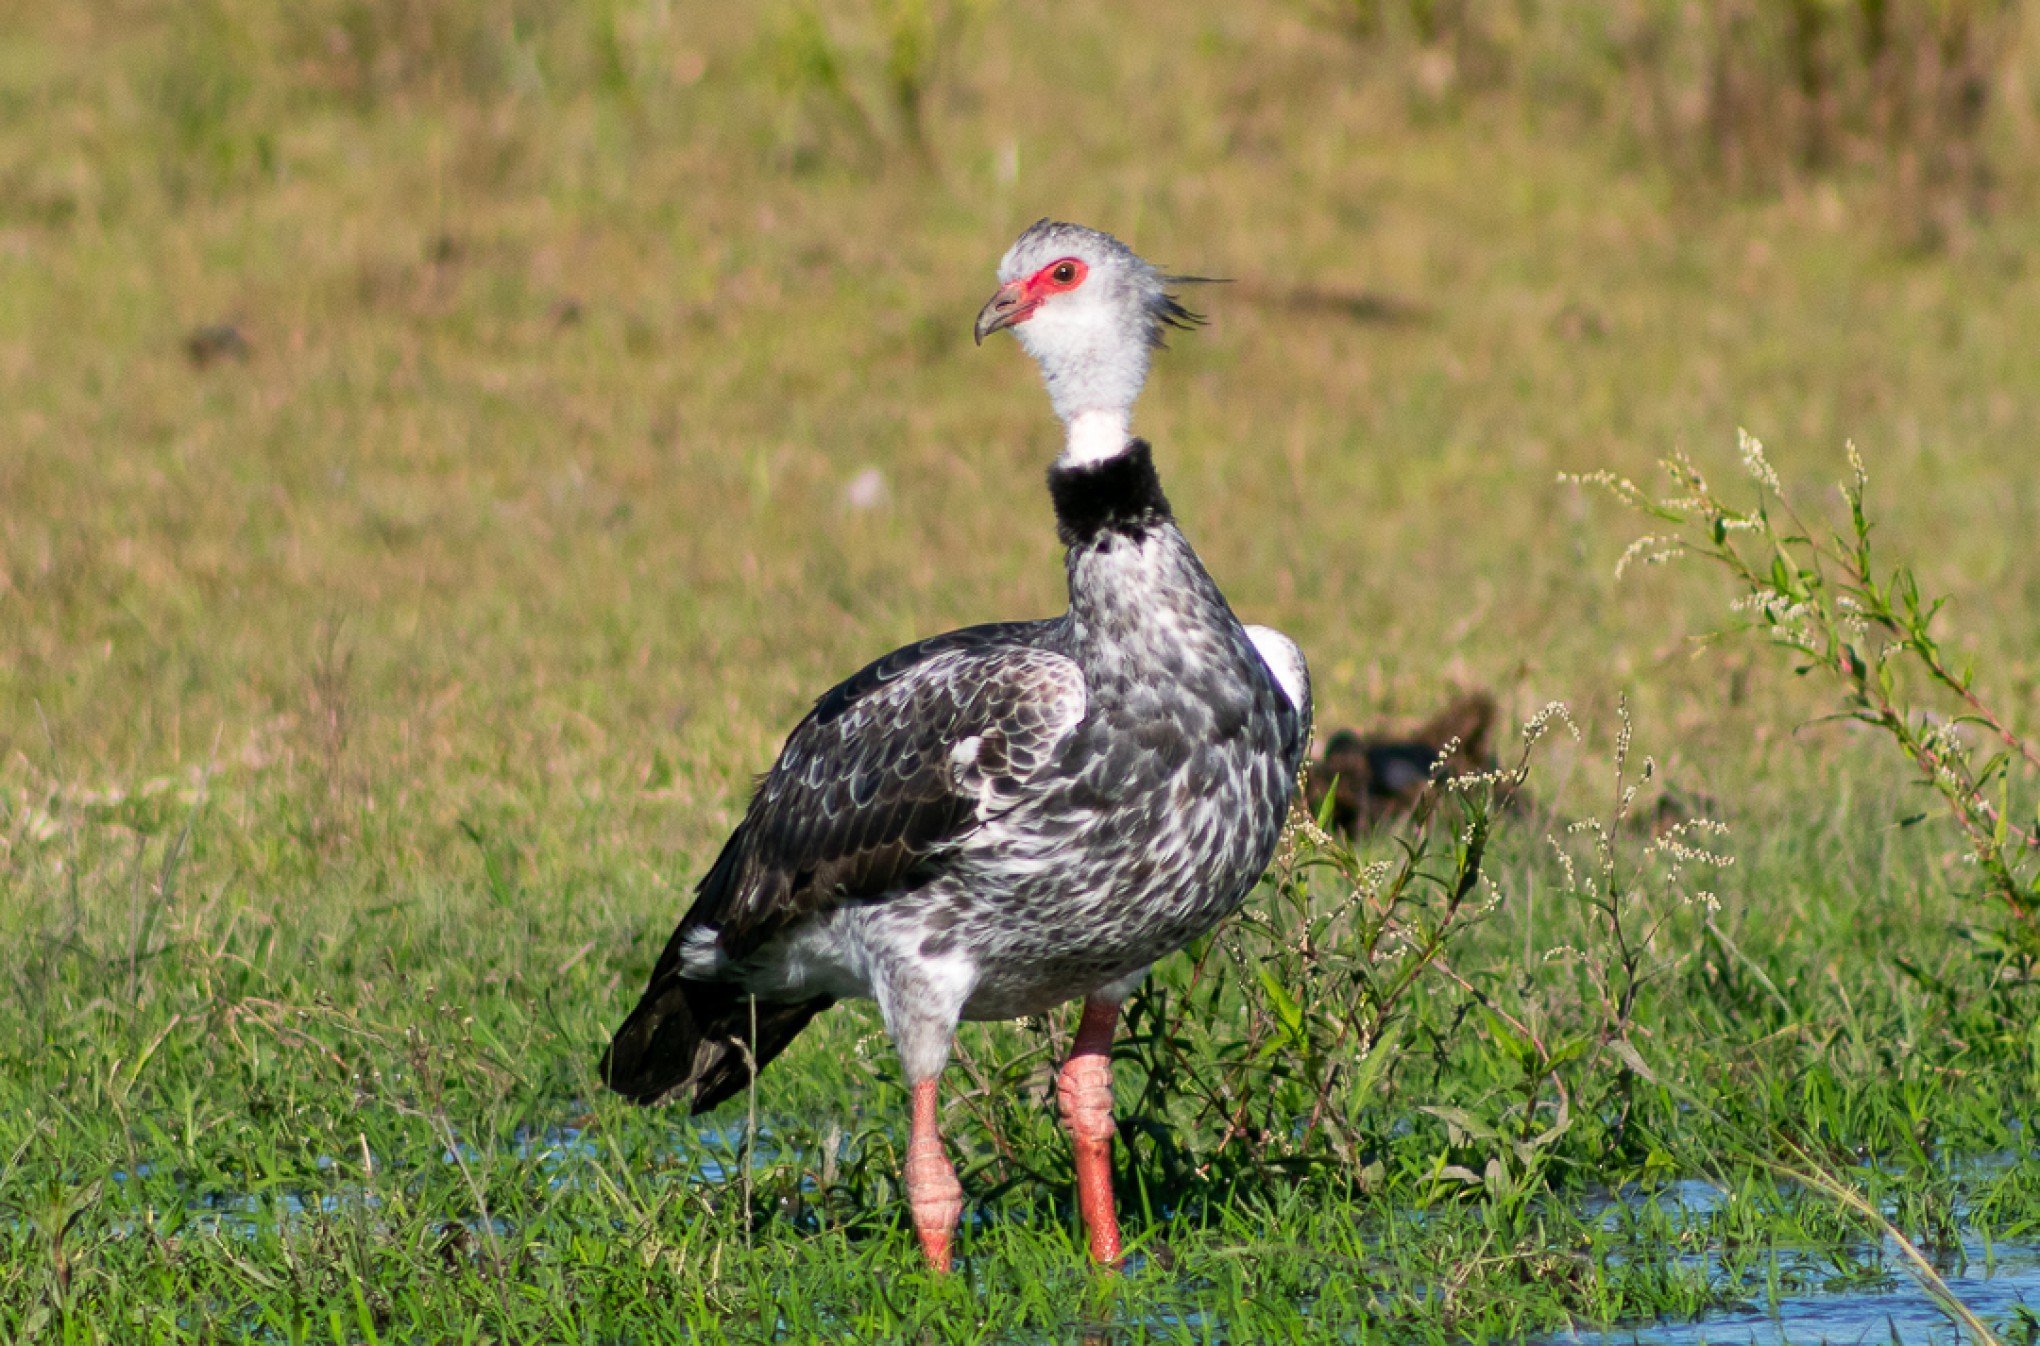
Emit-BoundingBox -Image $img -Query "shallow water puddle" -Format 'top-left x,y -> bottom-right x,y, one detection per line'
1558,1239 -> 2040,1345
1558,1171 -> 2040,1345
94,1122 -> 2040,1342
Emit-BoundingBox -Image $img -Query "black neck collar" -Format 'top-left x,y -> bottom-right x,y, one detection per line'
1047,439 -> 1173,547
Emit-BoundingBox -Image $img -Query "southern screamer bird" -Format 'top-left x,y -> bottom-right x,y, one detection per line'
602,221 -> 1312,1270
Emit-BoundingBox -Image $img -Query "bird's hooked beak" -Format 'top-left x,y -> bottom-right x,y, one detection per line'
973,281 -> 1035,346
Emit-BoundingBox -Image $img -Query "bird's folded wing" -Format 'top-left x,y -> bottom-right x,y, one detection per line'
676,623 -> 1086,967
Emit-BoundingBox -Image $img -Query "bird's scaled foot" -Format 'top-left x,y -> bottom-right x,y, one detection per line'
906,1078 -> 963,1271
1057,996 -> 1123,1267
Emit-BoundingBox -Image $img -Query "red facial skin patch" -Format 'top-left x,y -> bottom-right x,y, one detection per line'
1026,257 -> 1089,298
998,258 -> 1090,327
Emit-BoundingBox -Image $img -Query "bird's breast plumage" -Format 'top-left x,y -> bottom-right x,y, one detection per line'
932,534 -> 1299,1016
862,443 -> 1308,1017
700,440 -> 1306,1022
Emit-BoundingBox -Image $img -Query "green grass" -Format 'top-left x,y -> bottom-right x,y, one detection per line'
4,1 -> 2040,1341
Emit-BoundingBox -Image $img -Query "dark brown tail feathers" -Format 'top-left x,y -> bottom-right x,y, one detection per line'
601,975 -> 831,1115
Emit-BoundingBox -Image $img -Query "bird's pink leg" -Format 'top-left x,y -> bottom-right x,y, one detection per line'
905,1077 -> 963,1271
1057,995 -> 1123,1266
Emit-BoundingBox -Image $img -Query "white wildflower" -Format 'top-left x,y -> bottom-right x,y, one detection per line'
1738,428 -> 1782,492
1522,701 -> 1580,745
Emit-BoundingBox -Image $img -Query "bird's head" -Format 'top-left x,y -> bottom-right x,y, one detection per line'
975,220 -> 1210,463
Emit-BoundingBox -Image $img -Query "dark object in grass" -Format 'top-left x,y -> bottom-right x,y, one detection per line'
1305,691 -> 1497,835
603,221 -> 1311,1275
184,323 -> 250,367
1304,692 -> 1719,840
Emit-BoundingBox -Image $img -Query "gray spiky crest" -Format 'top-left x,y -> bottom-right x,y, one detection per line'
995,220 -> 1206,428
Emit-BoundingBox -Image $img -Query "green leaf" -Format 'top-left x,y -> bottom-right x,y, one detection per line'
1255,964 -> 1305,1041
1608,1038 -> 1659,1083
1420,1105 -> 1502,1147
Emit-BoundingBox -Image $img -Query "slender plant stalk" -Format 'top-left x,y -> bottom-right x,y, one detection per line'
1571,433 -> 2039,943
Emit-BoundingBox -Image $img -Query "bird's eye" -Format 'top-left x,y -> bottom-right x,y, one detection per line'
1051,262 -> 1077,284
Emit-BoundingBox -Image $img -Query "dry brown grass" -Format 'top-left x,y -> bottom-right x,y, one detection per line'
2,0 -> 2037,874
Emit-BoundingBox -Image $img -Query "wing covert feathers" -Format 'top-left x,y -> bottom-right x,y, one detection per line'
690,625 -> 1084,960
603,623 -> 1084,1111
